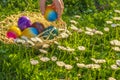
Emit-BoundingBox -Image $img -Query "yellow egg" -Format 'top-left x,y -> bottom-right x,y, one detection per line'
8,26 -> 22,37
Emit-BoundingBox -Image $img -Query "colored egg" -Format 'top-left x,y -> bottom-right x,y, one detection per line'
6,31 -> 17,39
44,5 -> 58,22
18,16 -> 31,31
21,27 -> 39,38
8,26 -> 22,37
42,26 -> 58,39
31,22 -> 45,33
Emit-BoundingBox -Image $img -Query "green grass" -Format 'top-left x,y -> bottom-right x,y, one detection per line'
1,1 -> 120,80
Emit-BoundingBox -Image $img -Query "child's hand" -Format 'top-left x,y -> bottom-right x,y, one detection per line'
52,0 -> 64,20
40,0 -> 64,20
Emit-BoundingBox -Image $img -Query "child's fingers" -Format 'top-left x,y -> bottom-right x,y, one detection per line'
53,0 -> 64,19
40,0 -> 46,15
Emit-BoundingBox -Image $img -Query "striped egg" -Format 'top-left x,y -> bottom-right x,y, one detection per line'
44,5 -> 58,22
21,27 -> 39,38
42,26 -> 58,39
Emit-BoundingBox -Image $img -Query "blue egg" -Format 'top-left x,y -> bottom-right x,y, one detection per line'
44,5 -> 58,22
21,27 -> 39,38
42,26 -> 58,39
47,11 -> 58,21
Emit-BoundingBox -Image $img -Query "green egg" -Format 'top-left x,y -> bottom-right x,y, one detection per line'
42,26 -> 58,39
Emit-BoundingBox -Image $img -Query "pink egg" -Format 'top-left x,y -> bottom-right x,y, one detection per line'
6,31 -> 17,39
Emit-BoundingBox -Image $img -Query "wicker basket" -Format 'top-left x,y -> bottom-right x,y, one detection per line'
0,11 -> 67,47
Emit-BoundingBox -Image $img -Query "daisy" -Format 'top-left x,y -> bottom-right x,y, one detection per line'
78,46 -> 86,51
40,57 -> 50,62
104,27 -> 109,32
85,64 -> 101,69
60,32 -> 69,38
106,21 -> 113,24
91,58 -> 106,64
58,46 -> 67,51
70,20 -> 78,25
116,60 -> 120,67
114,10 -> 120,14
56,61 -> 65,67
77,63 -> 85,68
85,31 -> 94,36
94,31 -> 103,35
70,24 -> 79,31
111,64 -> 119,70
112,47 -> 120,52
30,59 -> 39,65
113,17 -> 120,20
111,24 -> 117,27
110,40 -> 120,46
65,64 -> 73,70
108,77 -> 116,80
39,49 -> 48,54
51,56 -> 57,62
74,15 -> 81,18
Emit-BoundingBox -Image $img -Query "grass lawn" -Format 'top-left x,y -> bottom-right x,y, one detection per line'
1,1 -> 120,80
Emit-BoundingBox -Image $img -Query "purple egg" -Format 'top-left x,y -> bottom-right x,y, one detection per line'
18,16 -> 31,31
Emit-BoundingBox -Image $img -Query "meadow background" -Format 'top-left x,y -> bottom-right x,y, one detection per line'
0,0 -> 120,80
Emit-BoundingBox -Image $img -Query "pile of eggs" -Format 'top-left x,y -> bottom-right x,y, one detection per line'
6,5 -> 58,40
7,16 -> 58,40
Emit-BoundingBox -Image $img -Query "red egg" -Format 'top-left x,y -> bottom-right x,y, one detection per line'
31,22 -> 45,33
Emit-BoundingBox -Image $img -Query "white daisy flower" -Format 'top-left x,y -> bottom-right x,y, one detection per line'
116,60 -> 120,67
77,29 -> 83,33
65,64 -> 73,70
111,64 -> 119,70
70,20 -> 78,25
91,58 -> 106,64
108,77 -> 116,80
113,17 -> 120,20
106,21 -> 113,24
74,15 -> 81,18
85,64 -> 101,69
111,24 -> 117,27
30,59 -> 39,65
85,31 -> 94,36
70,24 -> 79,31
66,47 -> 75,52
112,47 -> 120,52
74,57 -> 79,61
40,57 -> 50,62
86,27 -> 93,32
60,32 -> 69,38
58,46 -> 67,51
51,56 -> 57,62
114,10 -> 120,14
39,49 -> 48,54
78,46 -> 86,51
94,31 -> 103,35
110,40 -> 120,46
77,63 -> 85,68
56,61 -> 65,67
104,27 -> 109,32
14,38 -> 26,44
